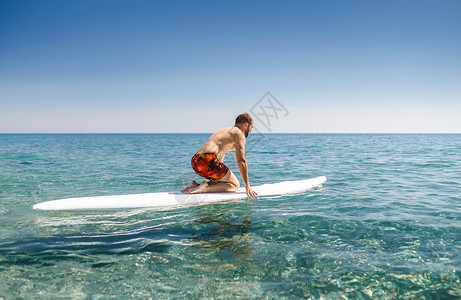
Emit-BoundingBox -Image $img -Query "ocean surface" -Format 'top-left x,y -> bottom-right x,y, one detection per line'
0,133 -> 460,299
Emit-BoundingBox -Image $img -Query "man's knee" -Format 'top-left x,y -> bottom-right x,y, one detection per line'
225,182 -> 238,193
229,174 -> 240,190
221,170 -> 240,191
234,179 -> 240,189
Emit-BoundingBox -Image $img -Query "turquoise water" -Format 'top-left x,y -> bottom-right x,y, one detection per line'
1,134 -> 460,299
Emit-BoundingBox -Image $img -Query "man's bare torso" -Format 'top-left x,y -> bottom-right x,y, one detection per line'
197,127 -> 241,161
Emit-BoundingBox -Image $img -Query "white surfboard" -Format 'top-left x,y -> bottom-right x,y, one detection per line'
33,176 -> 326,211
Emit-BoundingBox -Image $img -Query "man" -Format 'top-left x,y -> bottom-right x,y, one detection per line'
182,113 -> 258,197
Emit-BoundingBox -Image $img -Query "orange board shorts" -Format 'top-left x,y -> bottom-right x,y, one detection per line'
191,153 -> 229,181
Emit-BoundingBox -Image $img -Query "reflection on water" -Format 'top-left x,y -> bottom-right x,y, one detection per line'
2,201 -> 255,268
1,199 -> 461,298
188,202 -> 254,260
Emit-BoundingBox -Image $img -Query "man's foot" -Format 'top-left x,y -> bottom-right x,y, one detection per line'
184,181 -> 208,194
181,180 -> 199,193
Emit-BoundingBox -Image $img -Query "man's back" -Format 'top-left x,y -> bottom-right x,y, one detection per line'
197,127 -> 242,161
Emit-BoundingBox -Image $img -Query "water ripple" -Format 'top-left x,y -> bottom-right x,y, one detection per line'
1,134 -> 461,298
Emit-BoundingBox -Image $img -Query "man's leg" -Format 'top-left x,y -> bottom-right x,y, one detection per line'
186,170 -> 240,194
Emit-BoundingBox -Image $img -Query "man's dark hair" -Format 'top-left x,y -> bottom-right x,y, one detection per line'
235,113 -> 253,126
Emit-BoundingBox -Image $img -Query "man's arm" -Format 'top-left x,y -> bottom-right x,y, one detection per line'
235,131 -> 258,197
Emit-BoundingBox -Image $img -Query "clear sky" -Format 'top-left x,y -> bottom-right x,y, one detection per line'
1,0 -> 460,133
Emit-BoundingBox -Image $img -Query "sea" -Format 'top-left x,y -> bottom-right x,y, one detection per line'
0,133 -> 460,299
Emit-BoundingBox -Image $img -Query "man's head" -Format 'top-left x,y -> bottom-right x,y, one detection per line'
235,113 -> 253,137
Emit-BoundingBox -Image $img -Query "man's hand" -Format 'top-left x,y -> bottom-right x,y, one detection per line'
246,186 -> 258,197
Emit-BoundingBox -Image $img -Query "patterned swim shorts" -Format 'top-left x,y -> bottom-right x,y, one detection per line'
191,153 -> 229,181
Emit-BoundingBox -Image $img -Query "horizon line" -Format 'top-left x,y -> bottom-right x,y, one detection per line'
1,132 -> 460,135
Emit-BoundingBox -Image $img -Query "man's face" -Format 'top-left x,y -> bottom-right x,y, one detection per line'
245,123 -> 253,138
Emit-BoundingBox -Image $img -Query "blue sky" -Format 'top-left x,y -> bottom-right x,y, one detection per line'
1,0 -> 460,133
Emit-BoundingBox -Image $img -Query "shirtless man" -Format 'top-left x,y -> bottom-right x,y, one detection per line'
181,113 -> 258,197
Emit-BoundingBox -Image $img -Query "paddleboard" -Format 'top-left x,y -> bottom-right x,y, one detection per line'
33,176 -> 326,211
